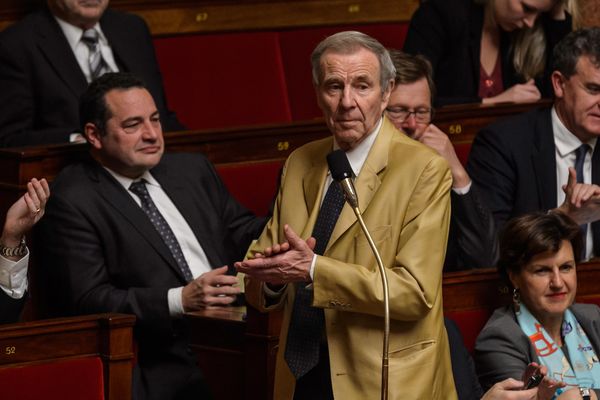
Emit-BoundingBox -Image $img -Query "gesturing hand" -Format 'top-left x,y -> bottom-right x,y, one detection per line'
557,167 -> 600,225
236,224 -> 316,285
2,178 -> 50,249
182,266 -> 240,311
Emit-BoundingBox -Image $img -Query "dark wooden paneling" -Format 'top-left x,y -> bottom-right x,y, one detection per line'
0,0 -> 419,35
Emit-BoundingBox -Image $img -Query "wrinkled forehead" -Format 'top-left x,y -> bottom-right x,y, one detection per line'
319,47 -> 381,79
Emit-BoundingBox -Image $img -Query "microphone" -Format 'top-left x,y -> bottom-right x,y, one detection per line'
326,150 -> 358,209
326,149 -> 390,400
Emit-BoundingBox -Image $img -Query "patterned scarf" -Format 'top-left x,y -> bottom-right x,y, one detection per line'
517,304 -> 600,392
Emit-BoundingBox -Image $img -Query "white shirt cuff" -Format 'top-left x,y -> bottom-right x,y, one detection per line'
0,251 -> 29,299
69,133 -> 85,142
168,287 -> 184,317
309,254 -> 317,280
452,181 -> 472,195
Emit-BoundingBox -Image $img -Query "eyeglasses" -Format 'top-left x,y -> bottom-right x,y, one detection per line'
385,107 -> 432,123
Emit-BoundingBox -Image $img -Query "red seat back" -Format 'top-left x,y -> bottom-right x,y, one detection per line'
154,32 -> 292,130
216,160 -> 284,217
0,357 -> 104,400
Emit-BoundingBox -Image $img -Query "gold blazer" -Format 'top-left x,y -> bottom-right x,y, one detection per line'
246,117 -> 458,400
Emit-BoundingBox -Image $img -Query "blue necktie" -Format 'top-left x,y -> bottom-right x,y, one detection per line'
574,144 -> 590,257
129,180 -> 194,282
284,180 -> 346,379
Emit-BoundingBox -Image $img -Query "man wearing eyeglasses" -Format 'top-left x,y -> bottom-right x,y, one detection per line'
385,50 -> 497,271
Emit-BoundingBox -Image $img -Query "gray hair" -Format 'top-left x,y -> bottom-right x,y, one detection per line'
552,27 -> 600,78
310,31 -> 396,93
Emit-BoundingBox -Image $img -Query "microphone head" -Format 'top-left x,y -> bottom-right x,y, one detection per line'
327,149 -> 354,181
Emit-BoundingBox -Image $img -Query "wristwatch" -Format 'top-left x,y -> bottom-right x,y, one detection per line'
0,236 -> 26,258
580,387 -> 591,400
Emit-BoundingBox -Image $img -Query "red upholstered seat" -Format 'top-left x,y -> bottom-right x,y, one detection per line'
445,309 -> 494,353
279,23 -> 409,121
0,357 -> 104,400
216,160 -> 284,217
154,32 -> 292,130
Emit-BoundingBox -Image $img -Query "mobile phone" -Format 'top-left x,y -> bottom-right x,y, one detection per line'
525,372 -> 543,389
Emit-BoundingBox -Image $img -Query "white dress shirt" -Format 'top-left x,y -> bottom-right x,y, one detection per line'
54,17 -> 119,83
0,252 -> 29,299
553,106 -> 597,260
106,168 -> 212,316
309,117 -> 384,278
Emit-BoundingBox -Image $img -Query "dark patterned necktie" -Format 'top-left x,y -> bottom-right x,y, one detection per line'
284,180 -> 346,379
129,180 -> 194,282
81,29 -> 108,80
575,144 -> 591,257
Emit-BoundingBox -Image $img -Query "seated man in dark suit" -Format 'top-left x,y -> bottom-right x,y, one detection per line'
386,50 -> 497,270
0,178 -> 49,324
38,72 -> 266,400
0,0 -> 183,147
468,27 -> 600,261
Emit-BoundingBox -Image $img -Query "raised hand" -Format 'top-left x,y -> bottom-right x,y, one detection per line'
557,167 -> 600,225
414,123 -> 471,188
1,178 -> 50,249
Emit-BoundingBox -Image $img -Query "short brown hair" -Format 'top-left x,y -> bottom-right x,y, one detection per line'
388,49 -> 436,106
497,212 -> 583,285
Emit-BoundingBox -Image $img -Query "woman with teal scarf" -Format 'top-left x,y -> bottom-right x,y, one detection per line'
475,212 -> 600,399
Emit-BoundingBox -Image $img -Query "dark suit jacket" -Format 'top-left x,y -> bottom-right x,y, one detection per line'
445,318 -> 484,400
37,153 -> 266,400
0,7 -> 183,147
0,292 -> 25,324
467,107 -> 600,255
474,304 -> 600,397
403,0 -> 571,105
445,186 -> 498,271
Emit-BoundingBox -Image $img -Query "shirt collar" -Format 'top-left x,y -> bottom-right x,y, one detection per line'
54,16 -> 108,48
332,117 -> 383,177
553,106 -> 597,157
103,167 -> 160,191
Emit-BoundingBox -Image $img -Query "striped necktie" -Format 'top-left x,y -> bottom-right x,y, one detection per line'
81,29 -> 108,80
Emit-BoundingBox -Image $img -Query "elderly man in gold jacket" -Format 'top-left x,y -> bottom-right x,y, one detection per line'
238,31 -> 457,400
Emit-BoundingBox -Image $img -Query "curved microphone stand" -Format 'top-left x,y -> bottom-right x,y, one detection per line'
326,150 -> 390,400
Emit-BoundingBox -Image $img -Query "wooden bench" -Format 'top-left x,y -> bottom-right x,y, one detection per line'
0,313 -> 135,400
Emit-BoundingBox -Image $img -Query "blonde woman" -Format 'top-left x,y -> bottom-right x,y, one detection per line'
404,0 -> 579,106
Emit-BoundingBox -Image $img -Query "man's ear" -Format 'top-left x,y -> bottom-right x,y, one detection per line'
551,71 -> 566,99
381,79 -> 395,110
84,123 -> 103,150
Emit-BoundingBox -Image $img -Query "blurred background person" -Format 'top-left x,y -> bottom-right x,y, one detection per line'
467,27 -> 600,263
0,0 -> 183,147
475,211 -> 600,399
403,0 -> 579,106
386,49 -> 497,270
